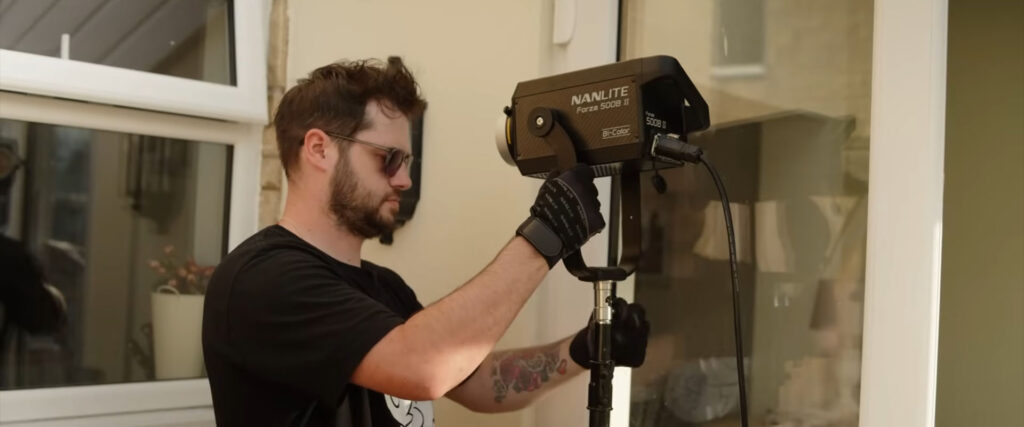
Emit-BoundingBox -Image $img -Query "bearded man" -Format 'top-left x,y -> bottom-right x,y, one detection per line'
202,57 -> 647,427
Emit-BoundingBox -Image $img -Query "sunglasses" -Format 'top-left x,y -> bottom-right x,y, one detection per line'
324,131 -> 414,177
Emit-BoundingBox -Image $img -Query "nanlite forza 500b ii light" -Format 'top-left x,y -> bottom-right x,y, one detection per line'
498,56 -> 714,427
498,55 -> 709,281
498,55 -> 709,178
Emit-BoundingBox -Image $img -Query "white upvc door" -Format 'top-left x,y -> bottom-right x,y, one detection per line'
558,1 -> 950,426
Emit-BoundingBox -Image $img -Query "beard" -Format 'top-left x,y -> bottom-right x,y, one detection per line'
328,157 -> 399,239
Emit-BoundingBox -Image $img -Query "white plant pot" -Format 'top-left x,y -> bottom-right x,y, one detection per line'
151,286 -> 205,380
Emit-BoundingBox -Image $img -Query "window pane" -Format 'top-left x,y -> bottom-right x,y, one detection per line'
0,0 -> 234,85
621,0 -> 872,425
0,118 -> 231,389
713,0 -> 764,67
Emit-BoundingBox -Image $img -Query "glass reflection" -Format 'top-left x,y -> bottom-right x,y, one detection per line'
0,119 -> 230,389
622,0 -> 872,425
0,0 -> 234,85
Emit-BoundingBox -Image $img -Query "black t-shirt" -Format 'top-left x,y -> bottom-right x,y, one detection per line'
203,225 -> 435,426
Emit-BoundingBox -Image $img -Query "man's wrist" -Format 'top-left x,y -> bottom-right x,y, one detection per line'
516,217 -> 563,268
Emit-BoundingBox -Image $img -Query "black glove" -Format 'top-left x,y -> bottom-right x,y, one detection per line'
517,164 -> 605,268
569,297 -> 650,368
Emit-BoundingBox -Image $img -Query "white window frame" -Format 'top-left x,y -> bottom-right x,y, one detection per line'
0,69 -> 261,425
709,0 -> 767,79
0,1 -> 266,419
0,0 -> 267,124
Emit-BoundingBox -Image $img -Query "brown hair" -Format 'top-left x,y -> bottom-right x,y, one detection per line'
273,56 -> 426,177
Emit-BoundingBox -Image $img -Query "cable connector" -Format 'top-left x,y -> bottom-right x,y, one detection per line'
651,133 -> 703,164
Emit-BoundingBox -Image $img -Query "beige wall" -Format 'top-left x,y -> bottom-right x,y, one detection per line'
936,0 -> 1024,425
284,1 -> 557,426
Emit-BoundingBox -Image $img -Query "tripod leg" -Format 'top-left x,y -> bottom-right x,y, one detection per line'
589,280 -> 614,427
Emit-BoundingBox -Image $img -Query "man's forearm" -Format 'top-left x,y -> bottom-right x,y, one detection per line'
352,236 -> 550,399
445,335 -> 587,413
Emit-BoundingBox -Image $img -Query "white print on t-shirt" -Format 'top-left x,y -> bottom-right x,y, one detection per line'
384,394 -> 434,427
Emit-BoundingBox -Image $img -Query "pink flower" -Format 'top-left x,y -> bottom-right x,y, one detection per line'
147,246 -> 218,295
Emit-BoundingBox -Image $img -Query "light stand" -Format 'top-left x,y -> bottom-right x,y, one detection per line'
526,107 -> 644,427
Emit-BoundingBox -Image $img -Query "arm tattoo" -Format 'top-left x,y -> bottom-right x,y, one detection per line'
490,343 -> 568,403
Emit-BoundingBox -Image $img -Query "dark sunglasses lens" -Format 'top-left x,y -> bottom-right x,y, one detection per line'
385,153 -> 402,177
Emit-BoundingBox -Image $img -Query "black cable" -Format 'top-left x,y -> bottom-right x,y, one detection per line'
652,133 -> 749,424
699,157 -> 749,427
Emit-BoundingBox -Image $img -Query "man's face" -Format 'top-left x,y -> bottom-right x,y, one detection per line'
327,101 -> 413,239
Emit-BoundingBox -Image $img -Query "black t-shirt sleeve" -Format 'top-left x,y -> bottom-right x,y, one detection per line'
225,249 -> 404,403
369,264 -> 424,316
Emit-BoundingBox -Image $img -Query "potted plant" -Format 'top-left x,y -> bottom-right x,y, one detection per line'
147,245 -> 214,379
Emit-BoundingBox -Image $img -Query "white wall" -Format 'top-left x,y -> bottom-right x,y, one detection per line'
288,1 -> 566,426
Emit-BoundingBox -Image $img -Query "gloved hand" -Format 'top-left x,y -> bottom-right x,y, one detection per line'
569,297 -> 650,368
516,164 -> 605,268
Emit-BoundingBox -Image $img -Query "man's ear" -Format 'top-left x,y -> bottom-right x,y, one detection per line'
300,128 -> 335,173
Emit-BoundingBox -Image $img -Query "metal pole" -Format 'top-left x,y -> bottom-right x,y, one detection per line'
589,280 -> 615,427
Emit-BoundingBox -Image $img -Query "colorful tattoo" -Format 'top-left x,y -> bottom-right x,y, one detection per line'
491,345 -> 568,403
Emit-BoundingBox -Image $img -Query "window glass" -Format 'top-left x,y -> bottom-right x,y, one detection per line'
0,0 -> 234,85
621,0 -> 873,425
0,118 -> 231,389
